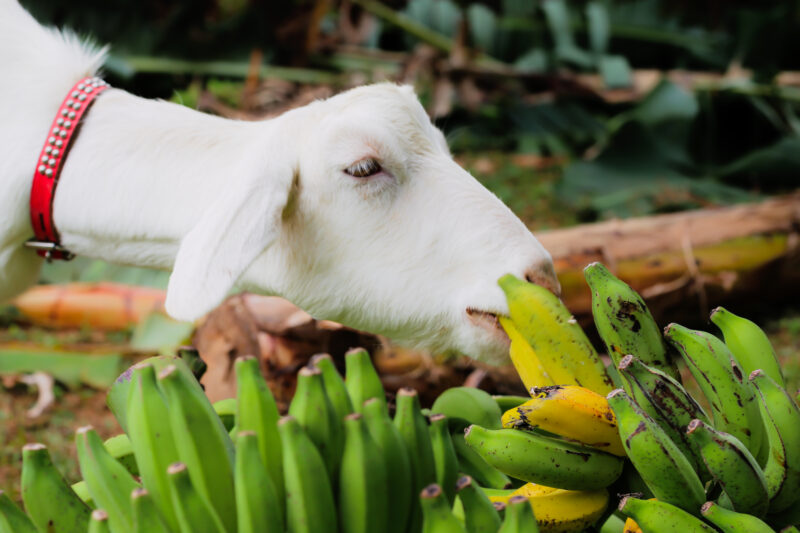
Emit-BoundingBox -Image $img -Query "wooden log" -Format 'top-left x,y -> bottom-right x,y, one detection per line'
537,193 -> 800,325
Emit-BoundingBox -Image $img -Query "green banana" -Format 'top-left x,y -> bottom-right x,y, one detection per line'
685,419 -> 769,517
158,364 -> 236,533
345,347 -> 387,415
450,429 -> 512,490
394,387 -> 437,533
235,431 -> 284,533
88,510 -> 111,533
71,480 -> 94,507
0,490 -> 36,533
420,484 -> 467,533
664,323 -> 764,457
455,476 -> 502,533
700,501 -> 773,533
598,512 -> 626,533
750,369 -> 800,513
431,387 -> 502,430
492,395 -> 530,413
310,353 -> 355,423
429,414 -> 460,505
498,495 -> 539,533
166,462 -> 226,533
278,416 -> 337,533
21,443 -> 91,533
464,425 -> 623,490
711,306 -> 785,387
498,274 -> 614,395
234,355 -> 284,507
131,488 -> 172,533
584,262 -> 679,381
212,398 -> 237,432
362,397 -> 412,533
108,354 -> 195,434
103,434 -> 138,476
618,496 -> 715,532
125,364 -> 180,531
781,527 -> 800,533
288,365 -> 342,483
607,389 -> 705,513
75,425 -> 140,533
339,413 -> 388,533
617,355 -> 707,475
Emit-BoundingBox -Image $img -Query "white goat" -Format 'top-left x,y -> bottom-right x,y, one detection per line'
0,0 -> 559,363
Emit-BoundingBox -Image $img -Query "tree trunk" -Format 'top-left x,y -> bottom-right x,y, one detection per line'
537,193 -> 800,325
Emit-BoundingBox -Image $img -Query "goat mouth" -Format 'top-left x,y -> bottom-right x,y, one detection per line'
466,308 -> 510,345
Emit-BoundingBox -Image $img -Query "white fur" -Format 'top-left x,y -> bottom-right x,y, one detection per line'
0,0 -> 559,362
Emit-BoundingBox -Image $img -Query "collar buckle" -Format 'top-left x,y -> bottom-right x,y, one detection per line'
24,240 -> 75,262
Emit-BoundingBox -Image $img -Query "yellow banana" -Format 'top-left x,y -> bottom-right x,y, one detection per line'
502,385 -> 625,457
499,316 -> 554,392
498,274 -> 614,395
623,517 -> 643,533
489,482 -> 608,533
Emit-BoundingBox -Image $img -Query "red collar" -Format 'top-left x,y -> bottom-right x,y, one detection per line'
26,76 -> 109,261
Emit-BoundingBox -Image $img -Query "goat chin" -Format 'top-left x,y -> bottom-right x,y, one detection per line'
0,0 -> 559,363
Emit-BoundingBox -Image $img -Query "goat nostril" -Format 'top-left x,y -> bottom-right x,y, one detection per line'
525,268 -> 561,297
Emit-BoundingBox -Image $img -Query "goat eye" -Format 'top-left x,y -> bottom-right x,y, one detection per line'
344,158 -> 382,178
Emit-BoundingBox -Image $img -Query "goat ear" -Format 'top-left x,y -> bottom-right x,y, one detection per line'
164,152 -> 295,322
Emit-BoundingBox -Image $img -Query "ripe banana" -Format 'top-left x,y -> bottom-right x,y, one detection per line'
700,501 -> 774,533
158,364 -> 236,533
0,490 -> 36,533
498,274 -> 614,395
685,419 -> 769,517
451,429 -> 512,490
455,475 -> 502,533
394,387 -> 437,533
21,443 -> 91,533
131,488 -> 171,533
750,369 -> 800,513
278,416 -> 337,533
88,509 -> 111,533
345,347 -> 387,415
288,365 -> 342,483
498,495 -> 540,533
362,397 -> 412,533
607,389 -> 705,513
618,496 -> 715,532
711,306 -> 785,387
498,316 -> 554,392
508,483 -> 608,533
584,262 -> 679,381
429,414 -> 460,505
623,517 -> 642,533
501,385 -> 625,457
338,413 -> 388,533
75,425 -> 140,533
664,323 -> 764,457
617,355 -> 707,474
234,355 -> 284,508
235,431 -> 283,533
464,425 -> 623,490
166,462 -> 226,533
431,386 -> 502,430
310,353 -> 355,423
420,484 -> 468,533
125,363 -> 180,531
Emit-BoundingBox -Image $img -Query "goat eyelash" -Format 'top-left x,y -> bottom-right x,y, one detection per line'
344,158 -> 382,178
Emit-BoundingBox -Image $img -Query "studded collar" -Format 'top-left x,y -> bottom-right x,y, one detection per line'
26,76 -> 110,261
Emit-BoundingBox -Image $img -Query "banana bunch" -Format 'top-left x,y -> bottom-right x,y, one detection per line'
7,346 -> 567,533
584,264 -> 800,531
